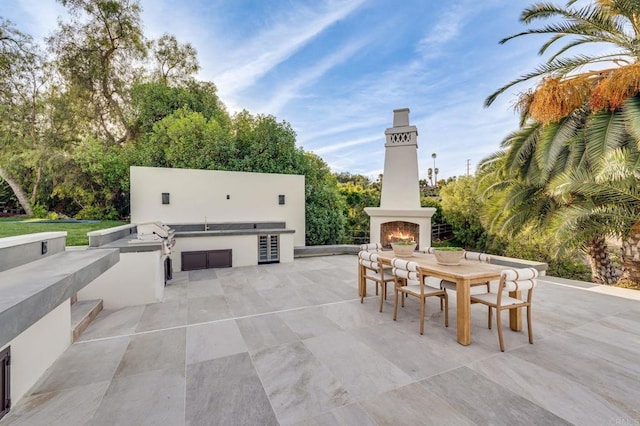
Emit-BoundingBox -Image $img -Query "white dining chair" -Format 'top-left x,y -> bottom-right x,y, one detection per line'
358,250 -> 395,312
391,257 -> 448,335
470,267 -> 538,351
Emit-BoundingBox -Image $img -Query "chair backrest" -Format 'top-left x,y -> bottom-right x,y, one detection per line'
358,250 -> 381,272
463,251 -> 491,263
500,267 -> 538,292
391,258 -> 420,286
360,243 -> 383,252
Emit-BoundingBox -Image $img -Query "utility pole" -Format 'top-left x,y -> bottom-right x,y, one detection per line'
466,159 -> 471,176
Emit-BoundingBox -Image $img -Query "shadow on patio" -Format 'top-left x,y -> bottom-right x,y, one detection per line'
2,255 -> 639,425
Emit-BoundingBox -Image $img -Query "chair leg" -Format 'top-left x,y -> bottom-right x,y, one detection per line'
444,294 -> 449,327
496,309 -> 505,352
527,305 -> 533,344
393,289 -> 399,321
488,307 -> 492,329
439,291 -> 444,311
401,291 -> 405,307
361,280 -> 366,304
420,298 -> 426,335
379,283 -> 384,313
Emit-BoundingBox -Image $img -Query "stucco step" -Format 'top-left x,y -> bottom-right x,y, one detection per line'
70,299 -> 103,342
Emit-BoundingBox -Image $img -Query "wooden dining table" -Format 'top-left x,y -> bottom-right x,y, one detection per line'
371,251 -> 521,346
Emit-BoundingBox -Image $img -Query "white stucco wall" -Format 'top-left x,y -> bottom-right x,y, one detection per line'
0,301 -> 70,405
77,250 -> 164,309
130,166 -> 305,247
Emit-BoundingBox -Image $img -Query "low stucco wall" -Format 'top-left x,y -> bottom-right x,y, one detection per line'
0,301 -> 70,404
78,251 -> 165,309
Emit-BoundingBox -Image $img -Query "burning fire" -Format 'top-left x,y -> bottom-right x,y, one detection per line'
387,232 -> 414,242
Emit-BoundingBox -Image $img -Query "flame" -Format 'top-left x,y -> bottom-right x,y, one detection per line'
387,232 -> 414,241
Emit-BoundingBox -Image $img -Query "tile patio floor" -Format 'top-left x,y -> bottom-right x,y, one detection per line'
2,255 -> 640,425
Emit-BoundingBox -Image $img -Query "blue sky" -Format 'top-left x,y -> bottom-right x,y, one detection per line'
2,0 -> 562,180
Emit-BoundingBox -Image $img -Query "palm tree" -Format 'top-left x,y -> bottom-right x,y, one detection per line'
478,112 -> 620,284
486,0 -> 640,121
485,0 -> 640,284
552,146 -> 640,282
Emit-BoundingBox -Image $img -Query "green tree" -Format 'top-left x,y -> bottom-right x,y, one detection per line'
485,0 -> 640,284
337,180 -> 379,242
439,176 -> 489,250
0,18 -> 54,216
552,147 -> 640,282
301,153 -> 346,245
130,80 -> 229,138
47,0 -> 148,144
151,34 -> 199,86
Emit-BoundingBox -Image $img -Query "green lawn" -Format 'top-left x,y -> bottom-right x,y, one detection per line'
0,218 -> 128,246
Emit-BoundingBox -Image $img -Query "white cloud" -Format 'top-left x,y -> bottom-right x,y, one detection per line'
260,38 -> 368,115
211,0 -> 367,102
312,133 -> 380,155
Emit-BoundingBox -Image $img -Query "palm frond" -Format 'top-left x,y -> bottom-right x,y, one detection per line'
584,109 -> 627,164
622,95 -> 640,142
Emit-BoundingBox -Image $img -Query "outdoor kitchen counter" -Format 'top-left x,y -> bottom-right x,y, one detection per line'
174,228 -> 296,237
0,248 -> 119,348
89,234 -> 165,253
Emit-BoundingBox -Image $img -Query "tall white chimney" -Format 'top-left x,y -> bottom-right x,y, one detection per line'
380,108 -> 420,209
365,108 -> 435,250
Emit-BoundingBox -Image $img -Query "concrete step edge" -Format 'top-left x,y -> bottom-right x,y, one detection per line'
70,299 -> 103,342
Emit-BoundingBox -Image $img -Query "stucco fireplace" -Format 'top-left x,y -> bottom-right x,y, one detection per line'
365,108 -> 435,250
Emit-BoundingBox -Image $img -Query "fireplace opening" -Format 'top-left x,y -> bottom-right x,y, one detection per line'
381,221 -> 419,249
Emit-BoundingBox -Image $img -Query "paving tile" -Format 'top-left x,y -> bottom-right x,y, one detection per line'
92,369 -> 185,426
185,353 -> 277,426
511,330 -> 640,417
469,352 -> 634,425
251,341 -> 351,424
250,271 -> 287,291
219,275 -> 254,294
359,382 -> 475,425
290,403 -> 376,426
77,305 -> 145,341
224,289 -> 273,317
114,328 -> 185,378
135,299 -> 188,333
296,283 -> 349,305
187,295 -> 232,324
188,268 -> 218,281
162,281 -> 188,302
420,366 -> 571,425
318,300 -> 391,330
352,322 -> 460,380
258,286 -> 309,311
303,330 -> 412,400
34,337 -> 130,394
186,319 -> 247,365
235,313 -> 298,352
187,278 -> 224,298
278,306 -> 344,340
1,382 -> 109,426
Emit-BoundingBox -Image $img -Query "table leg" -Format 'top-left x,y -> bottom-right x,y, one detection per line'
509,290 -> 522,331
456,279 -> 471,345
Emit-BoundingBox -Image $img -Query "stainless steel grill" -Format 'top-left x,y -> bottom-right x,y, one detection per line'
131,221 -> 176,255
